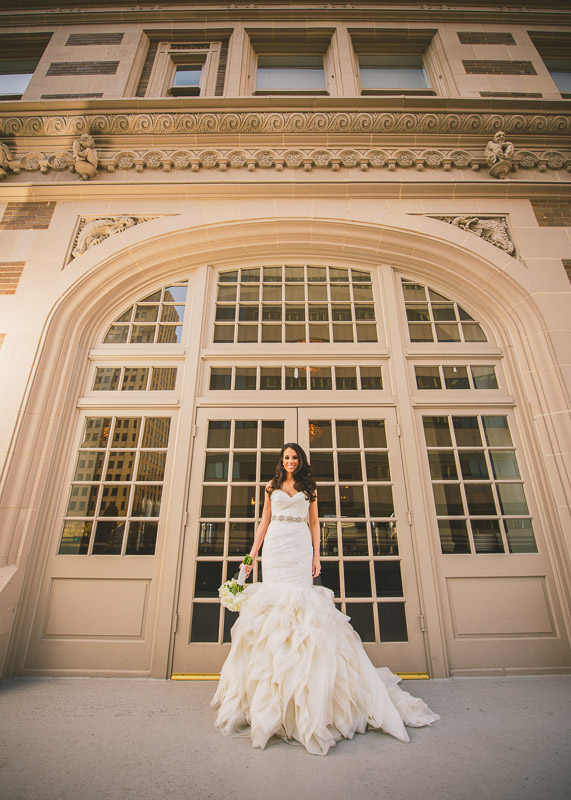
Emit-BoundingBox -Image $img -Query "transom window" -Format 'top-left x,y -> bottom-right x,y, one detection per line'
402,279 -> 487,343
209,364 -> 383,391
103,282 -> 187,344
213,266 -> 377,344
415,364 -> 498,390
59,415 -> 171,556
93,366 -> 177,391
423,415 -> 537,555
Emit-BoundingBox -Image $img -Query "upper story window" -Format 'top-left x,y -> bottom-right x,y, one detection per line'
0,33 -> 51,101
401,279 -> 487,343
350,28 -> 438,96
529,31 -> 571,98
358,55 -> 430,94
169,64 -> 203,96
213,266 -> 377,344
256,55 -> 327,94
247,28 -> 333,96
103,282 -> 188,344
138,38 -> 226,98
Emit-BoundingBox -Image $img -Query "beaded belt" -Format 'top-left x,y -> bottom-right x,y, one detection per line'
271,514 -> 306,523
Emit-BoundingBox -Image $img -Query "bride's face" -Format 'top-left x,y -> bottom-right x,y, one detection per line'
282,448 -> 300,474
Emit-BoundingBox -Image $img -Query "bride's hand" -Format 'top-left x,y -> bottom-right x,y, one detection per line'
242,561 -> 254,577
312,557 -> 321,578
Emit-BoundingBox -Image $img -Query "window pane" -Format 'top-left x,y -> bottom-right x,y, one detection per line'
201,486 -> 227,517
310,367 -> 332,390
483,416 -> 513,447
81,418 -> 111,448
285,366 -> 307,389
210,368 -> 232,390
204,453 -> 229,481
415,366 -> 442,390
142,418 -> 170,448
347,604 -> 375,642
134,305 -> 158,323
465,483 -> 496,515
409,323 -> 434,342
93,368 -> 120,391
92,519 -> 125,555
359,55 -> 428,89
230,485 -> 256,517
125,521 -> 158,555
344,561 -> 372,597
423,417 -> 452,447
490,451 -> 520,479
378,602 -> 408,641
472,519 -> 504,553
362,420 -> 386,449
58,520 -> 92,555
428,452 -> 458,480
217,285 -> 236,301
317,485 -> 337,517
462,323 -> 487,342
310,452 -> 335,481
402,282 -> 426,301
356,323 -> 378,342
257,55 -> 326,90
321,521 -> 338,556
365,452 -> 390,481
371,521 -> 399,556
458,451 -> 489,479
341,522 -> 369,556
443,366 -> 469,390
505,519 -> 537,553
309,419 -> 333,448
207,420 -> 230,449
319,561 -> 340,596
214,325 -> 234,343
66,485 -> 99,517
190,603 -> 219,642
432,484 -> 464,515
235,368 -> 257,390
453,417 -> 482,447
260,368 -> 282,390
339,485 -> 366,517
261,420 -> 284,448
368,485 -> 394,517
374,561 -> 403,597
198,522 -> 225,556
100,485 -> 130,516
173,66 -> 201,87
335,367 -> 357,390
130,325 -> 156,343
471,366 -> 498,389
104,325 -> 129,343
337,452 -> 362,481
360,366 -> 382,389
150,367 -> 177,391
195,562 -> 223,597
105,450 -> 136,481
232,453 -> 257,482
228,522 -> 255,555
131,485 -> 162,517
234,421 -> 257,448
497,483 -> 529,515
164,285 -> 187,302
73,451 -> 105,482
436,323 -> 460,342
121,368 -> 149,391
112,418 -> 141,448
336,421 -> 359,448
438,519 -> 470,554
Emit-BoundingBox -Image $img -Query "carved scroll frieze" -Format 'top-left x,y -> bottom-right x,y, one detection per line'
4,146 -> 571,179
430,215 -> 516,255
1,111 -> 570,138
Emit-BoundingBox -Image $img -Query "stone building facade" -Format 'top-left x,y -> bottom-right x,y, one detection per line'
0,0 -> 570,679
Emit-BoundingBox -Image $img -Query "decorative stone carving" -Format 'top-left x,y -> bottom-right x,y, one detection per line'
2,111 -> 570,139
72,134 -> 99,180
0,141 -> 19,180
71,216 -> 141,258
432,215 -> 515,255
485,131 -> 515,179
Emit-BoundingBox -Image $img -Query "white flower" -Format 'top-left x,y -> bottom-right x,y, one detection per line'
218,579 -> 247,612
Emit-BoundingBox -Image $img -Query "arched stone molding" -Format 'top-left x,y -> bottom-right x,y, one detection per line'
1,213 -> 570,676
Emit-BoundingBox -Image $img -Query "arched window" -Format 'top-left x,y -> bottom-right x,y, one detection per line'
103,281 -> 188,344
401,278 -> 487,343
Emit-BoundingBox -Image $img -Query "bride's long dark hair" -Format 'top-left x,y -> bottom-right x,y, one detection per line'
267,442 -> 317,503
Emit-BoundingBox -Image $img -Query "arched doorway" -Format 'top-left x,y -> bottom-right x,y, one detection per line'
4,215 -> 570,678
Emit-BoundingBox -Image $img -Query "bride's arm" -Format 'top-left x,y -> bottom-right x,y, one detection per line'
243,485 -> 272,576
309,495 -> 321,578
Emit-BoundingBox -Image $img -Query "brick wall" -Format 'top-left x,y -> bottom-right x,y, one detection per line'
463,60 -> 537,75
458,32 -> 516,45
480,91 -> 542,98
46,61 -> 119,76
41,93 -> 103,99
0,202 -> 56,230
531,200 -> 571,227
0,263 -> 25,295
66,33 -> 124,46
562,260 -> 571,283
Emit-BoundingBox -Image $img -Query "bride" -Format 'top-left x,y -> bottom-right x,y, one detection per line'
211,443 -> 439,755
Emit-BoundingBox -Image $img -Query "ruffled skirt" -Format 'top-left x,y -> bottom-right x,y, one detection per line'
211,582 -> 439,756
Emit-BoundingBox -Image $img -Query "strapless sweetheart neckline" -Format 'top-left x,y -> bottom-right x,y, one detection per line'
274,489 -> 302,499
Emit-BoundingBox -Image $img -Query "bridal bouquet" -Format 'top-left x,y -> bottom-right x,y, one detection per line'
218,556 -> 252,612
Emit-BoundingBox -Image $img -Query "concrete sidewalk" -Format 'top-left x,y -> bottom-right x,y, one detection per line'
1,675 -> 570,800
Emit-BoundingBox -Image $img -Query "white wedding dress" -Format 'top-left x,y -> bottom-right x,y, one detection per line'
211,490 -> 439,755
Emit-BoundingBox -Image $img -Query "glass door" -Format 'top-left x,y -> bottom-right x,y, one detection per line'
171,408 -> 297,674
298,407 -> 428,672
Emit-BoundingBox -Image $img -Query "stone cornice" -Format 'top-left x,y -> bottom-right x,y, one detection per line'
1,107 -> 570,140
